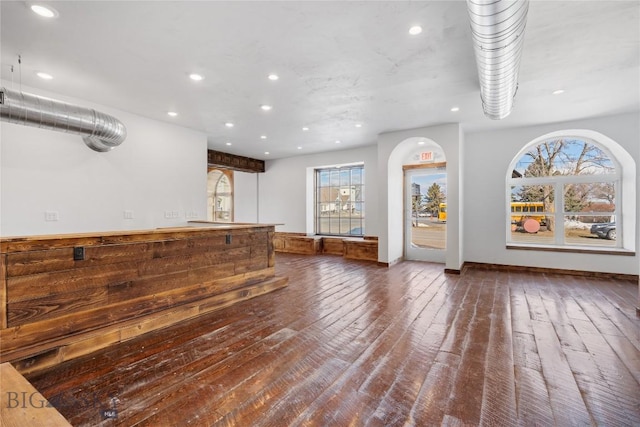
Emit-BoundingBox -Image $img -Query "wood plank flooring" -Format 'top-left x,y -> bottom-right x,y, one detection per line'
25,253 -> 640,426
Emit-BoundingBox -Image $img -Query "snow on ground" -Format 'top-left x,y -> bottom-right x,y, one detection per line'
564,219 -> 594,230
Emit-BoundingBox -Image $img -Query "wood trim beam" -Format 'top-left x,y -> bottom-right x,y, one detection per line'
462,261 -> 639,281
207,150 -> 265,173
402,162 -> 447,171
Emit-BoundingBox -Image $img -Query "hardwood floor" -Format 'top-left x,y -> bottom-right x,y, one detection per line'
26,253 -> 640,426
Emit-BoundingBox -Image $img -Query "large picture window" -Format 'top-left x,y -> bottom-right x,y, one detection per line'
315,164 -> 365,236
507,137 -> 621,249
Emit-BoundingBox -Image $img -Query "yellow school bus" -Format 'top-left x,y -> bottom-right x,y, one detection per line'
437,201 -> 546,225
510,201 -> 546,225
438,203 -> 447,222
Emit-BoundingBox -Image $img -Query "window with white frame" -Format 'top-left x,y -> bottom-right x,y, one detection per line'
315,164 -> 364,236
507,137 -> 622,249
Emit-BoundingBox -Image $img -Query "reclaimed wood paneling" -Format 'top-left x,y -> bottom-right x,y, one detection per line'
0,225 -> 287,372
0,254 -> 6,329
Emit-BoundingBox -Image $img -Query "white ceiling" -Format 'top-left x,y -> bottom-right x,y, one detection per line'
1,1 -> 638,160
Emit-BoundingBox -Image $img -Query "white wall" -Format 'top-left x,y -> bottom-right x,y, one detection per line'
378,123 -> 463,269
464,112 -> 639,275
0,83 -> 208,236
258,146 -> 379,235
234,171 -> 259,223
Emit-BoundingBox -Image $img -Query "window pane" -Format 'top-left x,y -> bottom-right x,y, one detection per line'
512,138 -> 615,178
351,169 -> 362,185
563,181 -> 616,246
565,215 -> 616,246
563,182 -> 615,214
330,171 -> 340,186
510,215 -> 555,244
510,184 -> 554,244
340,169 -> 350,186
329,218 -> 340,234
510,185 -> 554,224
319,170 -> 330,185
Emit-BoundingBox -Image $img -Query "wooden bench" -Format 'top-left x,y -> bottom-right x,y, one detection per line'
0,362 -> 72,426
321,237 -> 345,255
273,232 -> 323,255
343,237 -> 378,262
275,233 -> 378,262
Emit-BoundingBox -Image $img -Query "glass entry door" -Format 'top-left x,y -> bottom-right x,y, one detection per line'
404,167 -> 447,262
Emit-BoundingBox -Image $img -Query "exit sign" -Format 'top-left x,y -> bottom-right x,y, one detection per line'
420,151 -> 434,162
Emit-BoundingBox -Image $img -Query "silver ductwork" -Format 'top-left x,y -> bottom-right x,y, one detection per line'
0,87 -> 126,152
467,0 -> 529,120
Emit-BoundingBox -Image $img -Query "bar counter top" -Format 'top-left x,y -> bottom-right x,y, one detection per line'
0,221 -> 281,252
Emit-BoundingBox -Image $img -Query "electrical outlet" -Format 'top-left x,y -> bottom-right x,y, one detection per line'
123,210 -> 134,220
44,211 -> 59,221
186,211 -> 198,219
165,211 -> 180,219
73,246 -> 85,261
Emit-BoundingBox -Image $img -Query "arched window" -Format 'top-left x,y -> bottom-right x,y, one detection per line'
207,169 -> 233,222
507,133 -> 634,251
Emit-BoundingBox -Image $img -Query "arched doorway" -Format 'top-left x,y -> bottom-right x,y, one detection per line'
401,140 -> 447,262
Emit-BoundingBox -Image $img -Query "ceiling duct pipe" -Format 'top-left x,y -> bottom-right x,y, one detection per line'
467,0 -> 529,120
0,87 -> 127,152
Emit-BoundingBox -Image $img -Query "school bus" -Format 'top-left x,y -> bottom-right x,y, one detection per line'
510,201 -> 546,225
437,201 -> 546,225
438,203 -> 447,222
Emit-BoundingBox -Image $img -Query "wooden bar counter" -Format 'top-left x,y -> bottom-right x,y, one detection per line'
0,224 -> 287,374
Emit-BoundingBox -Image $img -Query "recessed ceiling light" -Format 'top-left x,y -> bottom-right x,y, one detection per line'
226,142 -> 232,146
260,135 -> 267,139
268,74 -> 279,81
224,122 -> 234,128
418,141 -> 426,145
36,72 -> 53,80
264,151 -> 270,155
450,106 -> 460,112
297,146 -> 302,150
355,123 -> 362,128
335,140 -> 341,144
189,73 -> 204,81
302,127 -> 309,131
409,26 -> 422,35
552,89 -> 565,95
167,111 -> 178,117
30,4 -> 58,18
260,105 -> 272,111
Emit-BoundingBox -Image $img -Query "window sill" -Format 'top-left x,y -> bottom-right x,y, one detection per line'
506,244 -> 635,256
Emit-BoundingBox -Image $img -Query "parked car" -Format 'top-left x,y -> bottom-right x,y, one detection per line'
590,222 -> 616,240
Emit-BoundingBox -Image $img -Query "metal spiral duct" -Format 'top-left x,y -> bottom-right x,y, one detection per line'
0,87 -> 127,152
467,0 -> 529,120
